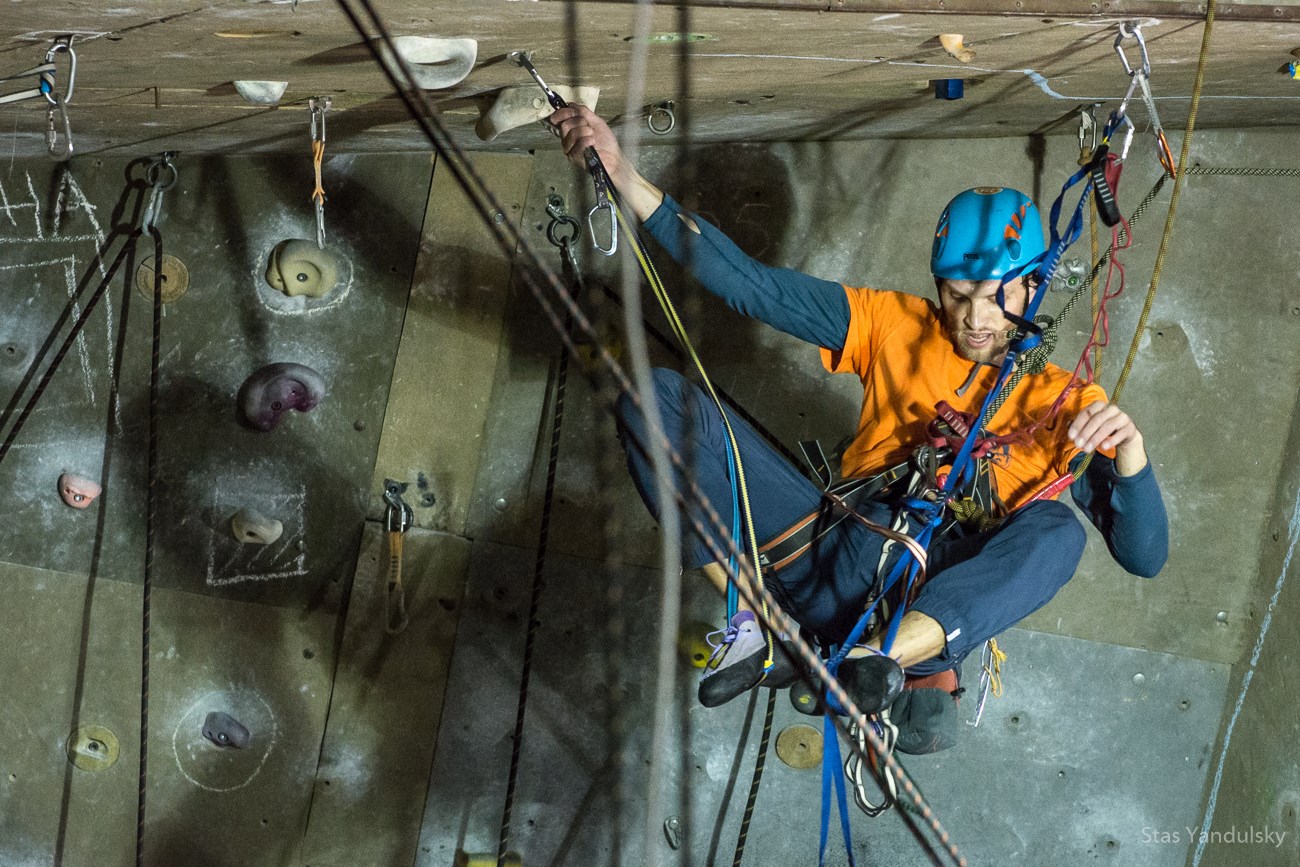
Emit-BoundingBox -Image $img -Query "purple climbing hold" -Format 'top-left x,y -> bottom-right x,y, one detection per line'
237,362 -> 326,431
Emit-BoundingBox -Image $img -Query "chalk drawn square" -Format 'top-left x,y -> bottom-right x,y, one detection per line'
206,486 -> 308,587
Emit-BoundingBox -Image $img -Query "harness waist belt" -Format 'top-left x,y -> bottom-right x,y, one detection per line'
757,461 -> 910,572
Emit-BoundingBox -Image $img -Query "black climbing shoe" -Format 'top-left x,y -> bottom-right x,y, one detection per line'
790,677 -> 826,716
837,654 -> 905,715
698,612 -> 798,708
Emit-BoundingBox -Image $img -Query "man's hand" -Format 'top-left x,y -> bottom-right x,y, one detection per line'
548,105 -> 664,221
1068,400 -> 1148,476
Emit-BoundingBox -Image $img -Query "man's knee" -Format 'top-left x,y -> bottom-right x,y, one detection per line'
614,367 -> 689,429
1010,499 -> 1086,562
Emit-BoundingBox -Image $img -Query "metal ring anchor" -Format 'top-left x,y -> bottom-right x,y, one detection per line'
647,102 -> 676,135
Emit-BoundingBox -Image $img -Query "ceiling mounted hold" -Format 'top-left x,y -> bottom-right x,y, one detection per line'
237,362 -> 326,431
939,34 -> 976,63
935,79 -> 964,100
775,723 -> 824,769
233,80 -> 289,105
377,35 -> 477,89
230,507 -> 284,545
475,83 -> 599,141
58,473 -> 101,509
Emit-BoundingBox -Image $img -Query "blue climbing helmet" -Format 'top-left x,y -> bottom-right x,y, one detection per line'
930,187 -> 1046,281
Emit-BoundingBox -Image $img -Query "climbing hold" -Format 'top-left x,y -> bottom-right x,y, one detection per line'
1288,61 -> 1300,80
663,816 -> 683,850
237,362 -> 326,431
202,711 -> 251,749
475,84 -> 600,141
378,36 -> 478,90
677,620 -> 715,669
939,33 -> 976,63
58,474 -> 102,509
775,723 -> 824,769
264,239 -> 341,299
135,253 -> 190,303
233,80 -> 289,105
66,725 -> 120,772
453,854 -> 522,867
230,508 -> 284,545
934,79 -> 965,100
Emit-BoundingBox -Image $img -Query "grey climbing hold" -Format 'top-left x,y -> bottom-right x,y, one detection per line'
237,362 -> 326,431
230,508 -> 284,545
202,712 -> 251,749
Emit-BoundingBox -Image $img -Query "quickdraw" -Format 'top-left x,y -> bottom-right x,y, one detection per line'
510,51 -> 617,256
309,97 -> 332,249
0,37 -> 76,159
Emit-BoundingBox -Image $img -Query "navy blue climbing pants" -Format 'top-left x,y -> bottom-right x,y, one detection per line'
615,368 -> 1087,674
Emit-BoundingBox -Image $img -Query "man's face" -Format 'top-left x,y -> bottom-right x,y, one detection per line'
935,277 -> 1029,364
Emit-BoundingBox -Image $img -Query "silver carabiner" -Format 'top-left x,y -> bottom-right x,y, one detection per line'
46,97 -> 73,160
43,37 -> 76,106
1113,22 -> 1150,79
588,200 -> 617,256
309,96 -> 331,143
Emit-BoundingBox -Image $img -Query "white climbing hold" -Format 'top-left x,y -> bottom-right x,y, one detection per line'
379,36 -> 478,89
233,81 -> 289,105
475,84 -> 600,141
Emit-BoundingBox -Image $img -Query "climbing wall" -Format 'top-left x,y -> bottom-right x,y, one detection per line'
0,150 -> 432,865
416,127 -> 1300,866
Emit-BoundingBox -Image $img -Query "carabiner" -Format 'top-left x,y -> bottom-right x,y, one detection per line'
42,38 -> 76,106
1113,22 -> 1150,79
309,96 -> 331,143
46,97 -> 73,160
588,200 -> 617,256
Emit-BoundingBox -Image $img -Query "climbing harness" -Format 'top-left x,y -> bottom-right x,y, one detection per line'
0,37 -> 76,159
510,51 -> 617,256
381,480 -> 413,635
309,96 -> 331,249
344,4 -> 969,864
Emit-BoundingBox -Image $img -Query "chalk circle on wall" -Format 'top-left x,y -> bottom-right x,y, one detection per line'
253,240 -> 354,316
172,688 -> 279,793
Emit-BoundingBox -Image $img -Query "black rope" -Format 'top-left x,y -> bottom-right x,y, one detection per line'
730,689 -> 776,867
0,232 -> 142,466
136,220 -> 163,867
496,240 -> 578,867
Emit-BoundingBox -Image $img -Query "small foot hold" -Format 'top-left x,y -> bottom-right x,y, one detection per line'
233,80 -> 289,105
202,711 -> 251,749
230,508 -> 284,545
237,362 -> 326,431
475,84 -> 599,141
59,474 -> 101,509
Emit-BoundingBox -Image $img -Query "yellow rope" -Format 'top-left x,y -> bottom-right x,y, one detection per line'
1075,0 -> 1215,477
614,206 -> 776,670
985,638 -> 1007,699
311,138 -> 326,207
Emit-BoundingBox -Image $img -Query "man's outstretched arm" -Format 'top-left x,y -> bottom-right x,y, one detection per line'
549,105 -> 851,350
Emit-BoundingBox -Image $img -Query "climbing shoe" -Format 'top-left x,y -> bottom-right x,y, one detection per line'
698,611 -> 797,708
790,676 -> 825,716
837,653 -> 905,715
891,669 -> 962,755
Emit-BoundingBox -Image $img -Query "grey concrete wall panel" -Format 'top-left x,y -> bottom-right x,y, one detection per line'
0,563 -> 140,867
413,538 -> 1227,866
301,523 -> 470,867
1193,398 -> 1300,867
369,152 -> 535,539
464,159 -> 666,568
